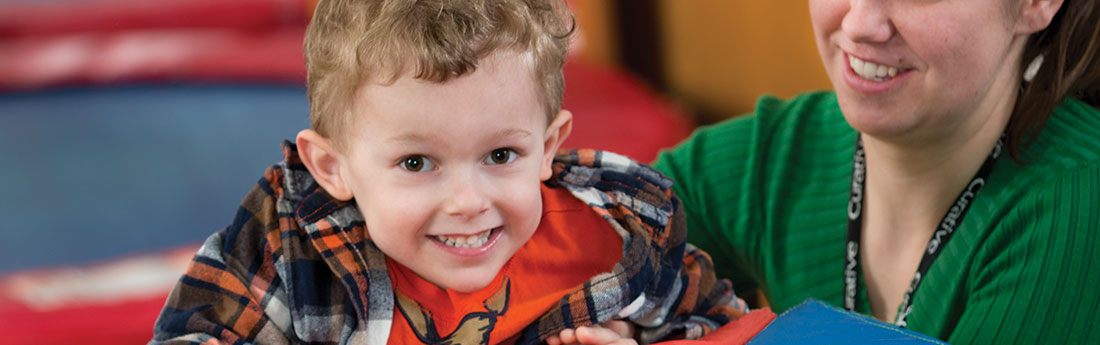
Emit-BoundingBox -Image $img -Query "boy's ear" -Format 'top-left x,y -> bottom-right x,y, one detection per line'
1016,0 -> 1064,34
296,129 -> 354,200
540,110 -> 573,181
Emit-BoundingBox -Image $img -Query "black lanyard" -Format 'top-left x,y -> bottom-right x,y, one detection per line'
844,133 -> 1005,327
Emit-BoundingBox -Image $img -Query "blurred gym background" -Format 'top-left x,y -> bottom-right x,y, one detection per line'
0,1 -> 828,343
575,1 -> 829,124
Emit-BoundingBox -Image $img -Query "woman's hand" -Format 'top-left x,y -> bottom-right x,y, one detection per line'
545,320 -> 636,345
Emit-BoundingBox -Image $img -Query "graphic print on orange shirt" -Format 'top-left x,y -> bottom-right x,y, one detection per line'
395,277 -> 512,345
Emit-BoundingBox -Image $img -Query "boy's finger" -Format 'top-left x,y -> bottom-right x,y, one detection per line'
545,334 -> 563,345
603,320 -> 634,338
557,328 -> 578,344
574,325 -> 636,345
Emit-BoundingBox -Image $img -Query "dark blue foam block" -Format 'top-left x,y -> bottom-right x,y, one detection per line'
748,300 -> 948,344
0,83 -> 309,274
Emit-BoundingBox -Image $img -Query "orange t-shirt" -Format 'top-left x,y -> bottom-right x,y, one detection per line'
387,185 -> 623,344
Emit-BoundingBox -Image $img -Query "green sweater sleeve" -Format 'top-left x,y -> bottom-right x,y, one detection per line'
949,164 -> 1100,344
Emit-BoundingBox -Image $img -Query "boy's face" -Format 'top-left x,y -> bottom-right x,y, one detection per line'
330,51 -> 570,292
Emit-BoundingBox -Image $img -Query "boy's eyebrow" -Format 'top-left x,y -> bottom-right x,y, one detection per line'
493,128 -> 533,139
385,128 -> 533,143
385,133 -> 430,143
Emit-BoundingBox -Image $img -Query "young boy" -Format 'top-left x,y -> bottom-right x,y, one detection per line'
151,0 -> 747,344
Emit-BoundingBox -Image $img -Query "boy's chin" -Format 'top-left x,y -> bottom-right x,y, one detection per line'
425,243 -> 521,292
443,281 -> 492,293
435,270 -> 500,293
394,257 -> 500,292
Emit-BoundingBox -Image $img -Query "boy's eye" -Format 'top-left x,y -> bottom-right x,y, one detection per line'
400,155 -> 434,172
486,149 -> 517,165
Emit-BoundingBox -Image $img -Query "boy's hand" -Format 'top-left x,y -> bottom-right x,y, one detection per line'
545,320 -> 636,345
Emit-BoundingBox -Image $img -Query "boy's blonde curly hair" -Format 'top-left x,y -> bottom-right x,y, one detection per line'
304,0 -> 573,146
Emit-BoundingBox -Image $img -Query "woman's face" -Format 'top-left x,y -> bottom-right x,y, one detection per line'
810,0 -> 1029,143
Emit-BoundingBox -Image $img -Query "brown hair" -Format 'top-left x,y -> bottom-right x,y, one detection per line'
304,0 -> 573,147
1011,0 -> 1100,158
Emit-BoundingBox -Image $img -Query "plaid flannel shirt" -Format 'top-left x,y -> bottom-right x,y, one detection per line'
150,143 -> 747,345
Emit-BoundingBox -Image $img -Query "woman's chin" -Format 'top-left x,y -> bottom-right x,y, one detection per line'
840,106 -> 922,141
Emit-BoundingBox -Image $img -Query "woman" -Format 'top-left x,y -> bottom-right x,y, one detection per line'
653,0 -> 1099,343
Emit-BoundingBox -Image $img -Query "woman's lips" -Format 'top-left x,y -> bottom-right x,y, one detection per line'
842,53 -> 911,95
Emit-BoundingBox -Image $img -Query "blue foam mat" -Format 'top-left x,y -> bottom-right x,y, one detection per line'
0,83 -> 309,273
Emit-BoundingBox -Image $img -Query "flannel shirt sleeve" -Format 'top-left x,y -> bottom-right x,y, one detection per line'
635,244 -> 750,343
624,195 -> 750,343
149,181 -> 296,345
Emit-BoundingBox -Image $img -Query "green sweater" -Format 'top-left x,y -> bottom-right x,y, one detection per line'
652,91 -> 1100,344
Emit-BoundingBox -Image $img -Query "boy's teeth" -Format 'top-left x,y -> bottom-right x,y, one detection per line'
435,230 -> 492,248
849,55 -> 899,82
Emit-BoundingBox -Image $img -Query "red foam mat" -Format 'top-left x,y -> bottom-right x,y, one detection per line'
0,27 -> 307,90
0,0 -> 310,38
0,246 -> 196,345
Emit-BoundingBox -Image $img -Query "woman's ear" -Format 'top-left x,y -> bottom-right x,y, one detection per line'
540,110 -> 573,181
296,129 -> 354,200
1016,0 -> 1064,34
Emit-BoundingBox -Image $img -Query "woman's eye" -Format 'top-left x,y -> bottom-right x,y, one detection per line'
400,155 -> 434,172
485,149 -> 517,165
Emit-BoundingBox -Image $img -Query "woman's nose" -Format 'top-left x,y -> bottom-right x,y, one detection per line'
842,0 -> 894,44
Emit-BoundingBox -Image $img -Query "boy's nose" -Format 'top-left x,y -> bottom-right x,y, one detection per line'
442,171 -> 491,219
842,0 -> 894,44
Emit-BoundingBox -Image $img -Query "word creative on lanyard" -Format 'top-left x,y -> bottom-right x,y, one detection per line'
843,133 -> 1005,328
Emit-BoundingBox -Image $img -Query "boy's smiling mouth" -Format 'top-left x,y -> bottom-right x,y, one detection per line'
433,227 -> 501,249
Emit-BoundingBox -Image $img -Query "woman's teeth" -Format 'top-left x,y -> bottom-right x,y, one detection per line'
849,55 -> 899,82
435,229 -> 492,248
